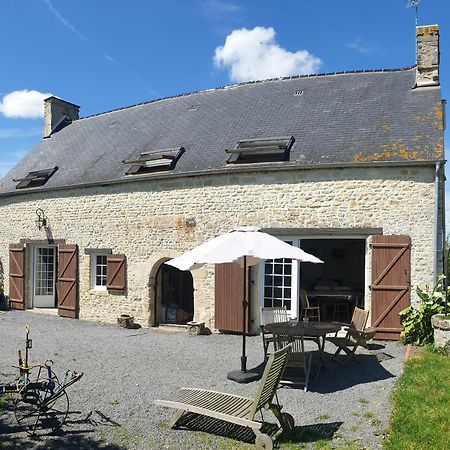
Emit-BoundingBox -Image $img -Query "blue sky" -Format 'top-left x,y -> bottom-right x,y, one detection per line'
1,0 -> 449,204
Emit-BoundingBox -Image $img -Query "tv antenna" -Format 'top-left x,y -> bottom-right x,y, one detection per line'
406,0 -> 422,26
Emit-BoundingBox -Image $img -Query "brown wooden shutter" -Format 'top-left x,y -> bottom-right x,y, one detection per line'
215,263 -> 249,333
57,244 -> 79,318
370,235 -> 411,340
107,254 -> 126,293
9,244 -> 25,310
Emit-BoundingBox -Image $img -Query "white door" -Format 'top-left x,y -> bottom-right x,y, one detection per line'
33,247 -> 56,308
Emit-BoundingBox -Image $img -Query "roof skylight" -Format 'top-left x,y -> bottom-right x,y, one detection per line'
123,147 -> 185,175
226,136 -> 294,164
13,166 -> 58,189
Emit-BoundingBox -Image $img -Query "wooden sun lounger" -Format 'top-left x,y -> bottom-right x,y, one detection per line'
155,344 -> 293,449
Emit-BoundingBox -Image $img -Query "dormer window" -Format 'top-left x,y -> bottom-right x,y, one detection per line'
225,136 -> 295,164
123,147 -> 185,175
13,166 -> 58,189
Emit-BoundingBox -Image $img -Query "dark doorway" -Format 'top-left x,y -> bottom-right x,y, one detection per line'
300,239 -> 366,322
155,264 -> 194,325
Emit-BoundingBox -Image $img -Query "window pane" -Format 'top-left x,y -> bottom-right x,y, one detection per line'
263,254 -> 295,311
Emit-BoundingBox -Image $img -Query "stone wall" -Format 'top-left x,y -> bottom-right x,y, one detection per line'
0,164 -> 438,329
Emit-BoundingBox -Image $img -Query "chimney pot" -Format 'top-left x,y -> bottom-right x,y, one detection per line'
416,24 -> 440,87
44,96 -> 80,138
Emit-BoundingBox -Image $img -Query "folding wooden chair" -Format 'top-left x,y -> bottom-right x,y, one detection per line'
300,290 -> 320,321
273,332 -> 312,392
260,306 -> 289,359
155,344 -> 294,449
328,307 -> 377,364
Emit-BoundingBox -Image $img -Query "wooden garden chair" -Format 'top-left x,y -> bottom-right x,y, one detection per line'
154,344 -> 294,450
273,332 -> 312,392
260,306 -> 289,359
300,290 -> 320,321
328,307 -> 377,365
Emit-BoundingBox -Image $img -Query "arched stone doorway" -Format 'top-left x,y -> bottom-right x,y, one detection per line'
154,263 -> 194,325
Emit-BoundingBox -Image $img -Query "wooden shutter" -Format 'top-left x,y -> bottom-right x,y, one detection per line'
370,235 -> 411,340
57,244 -> 79,318
107,254 -> 126,293
215,263 -> 249,333
9,244 -> 25,310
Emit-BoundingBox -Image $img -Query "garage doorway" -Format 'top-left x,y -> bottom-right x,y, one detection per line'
155,264 -> 194,325
300,239 -> 366,321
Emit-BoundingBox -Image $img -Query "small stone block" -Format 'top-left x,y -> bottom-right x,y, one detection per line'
187,321 -> 205,336
117,314 -> 135,329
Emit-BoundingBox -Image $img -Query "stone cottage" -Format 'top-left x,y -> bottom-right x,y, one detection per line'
0,25 -> 445,340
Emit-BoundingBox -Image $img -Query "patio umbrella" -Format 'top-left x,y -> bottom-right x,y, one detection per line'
165,226 -> 323,382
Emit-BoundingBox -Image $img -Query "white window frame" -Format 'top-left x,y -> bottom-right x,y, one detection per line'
91,253 -> 108,291
258,238 -> 300,319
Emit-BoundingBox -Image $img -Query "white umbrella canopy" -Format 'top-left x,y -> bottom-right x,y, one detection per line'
165,226 -> 323,383
166,226 -> 323,270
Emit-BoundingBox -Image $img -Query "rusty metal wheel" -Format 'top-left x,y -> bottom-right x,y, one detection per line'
255,433 -> 273,450
14,378 -> 69,436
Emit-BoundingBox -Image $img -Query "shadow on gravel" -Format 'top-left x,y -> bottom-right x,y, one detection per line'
175,413 -> 342,447
278,421 -> 343,446
176,412 -> 259,443
280,352 -> 395,394
0,401 -> 126,450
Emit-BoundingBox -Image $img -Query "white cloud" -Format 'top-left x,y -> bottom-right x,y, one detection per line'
346,37 -> 380,55
0,90 -> 52,119
214,26 -> 322,82
202,0 -> 241,17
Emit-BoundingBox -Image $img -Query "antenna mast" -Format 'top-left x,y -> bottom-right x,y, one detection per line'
406,0 -> 422,26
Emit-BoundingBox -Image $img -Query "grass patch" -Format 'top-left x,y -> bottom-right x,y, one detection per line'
99,425 -> 146,448
362,411 -> 374,419
384,347 -> 450,450
317,414 -> 330,421
358,398 -> 369,405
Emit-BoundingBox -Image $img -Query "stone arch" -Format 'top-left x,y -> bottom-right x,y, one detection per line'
145,252 -> 208,327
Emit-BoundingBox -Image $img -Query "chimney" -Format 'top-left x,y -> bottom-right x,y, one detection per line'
416,24 -> 440,87
43,96 -> 80,138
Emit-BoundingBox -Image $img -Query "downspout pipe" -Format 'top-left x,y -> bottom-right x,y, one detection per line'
434,161 -> 443,282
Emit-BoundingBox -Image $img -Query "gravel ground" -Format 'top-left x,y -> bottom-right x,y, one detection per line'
0,311 -> 405,449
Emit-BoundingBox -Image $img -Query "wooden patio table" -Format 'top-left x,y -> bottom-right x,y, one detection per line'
265,321 -> 342,372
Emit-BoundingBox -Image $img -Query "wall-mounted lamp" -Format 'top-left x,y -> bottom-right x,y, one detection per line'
35,208 -> 47,230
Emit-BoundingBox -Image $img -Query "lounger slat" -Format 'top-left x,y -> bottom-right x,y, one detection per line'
171,389 -> 254,418
154,399 -> 263,429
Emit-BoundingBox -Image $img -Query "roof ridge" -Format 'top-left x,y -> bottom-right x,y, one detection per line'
79,65 -> 416,121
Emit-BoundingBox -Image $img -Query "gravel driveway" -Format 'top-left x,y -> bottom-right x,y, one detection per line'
0,311 -> 404,449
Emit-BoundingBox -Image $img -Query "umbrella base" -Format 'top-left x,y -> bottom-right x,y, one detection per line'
227,363 -> 265,384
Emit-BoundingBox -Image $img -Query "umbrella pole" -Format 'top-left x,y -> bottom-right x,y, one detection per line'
241,255 -> 247,373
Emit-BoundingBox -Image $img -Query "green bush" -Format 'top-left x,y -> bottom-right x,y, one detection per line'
400,276 -> 446,346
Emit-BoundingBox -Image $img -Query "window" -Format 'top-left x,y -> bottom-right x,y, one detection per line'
13,166 -> 58,189
226,136 -> 294,164
259,239 -> 299,318
92,254 -> 108,290
123,147 -> 185,175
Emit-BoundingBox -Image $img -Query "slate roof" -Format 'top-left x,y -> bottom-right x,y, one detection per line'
0,67 -> 444,195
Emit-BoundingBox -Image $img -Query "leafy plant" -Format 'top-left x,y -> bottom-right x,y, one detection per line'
400,276 -> 446,346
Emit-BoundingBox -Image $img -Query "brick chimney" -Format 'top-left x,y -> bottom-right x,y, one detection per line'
416,24 -> 440,87
43,96 -> 80,138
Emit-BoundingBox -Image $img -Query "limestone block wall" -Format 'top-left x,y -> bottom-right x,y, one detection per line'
0,164 -> 438,329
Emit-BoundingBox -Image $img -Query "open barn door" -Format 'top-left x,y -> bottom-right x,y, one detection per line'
370,235 -> 411,340
9,244 -> 25,310
215,263 -> 250,333
57,244 -> 79,318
